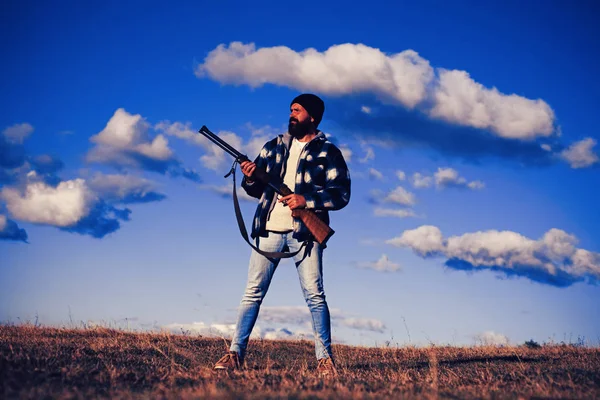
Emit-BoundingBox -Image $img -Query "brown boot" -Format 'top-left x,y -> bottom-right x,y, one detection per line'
317,357 -> 337,376
213,351 -> 242,370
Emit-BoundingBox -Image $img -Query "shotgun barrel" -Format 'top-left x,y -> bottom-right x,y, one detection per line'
197,125 -> 335,245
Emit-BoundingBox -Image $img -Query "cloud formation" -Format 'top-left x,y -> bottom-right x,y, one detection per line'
87,108 -> 201,182
412,172 -> 433,188
1,178 -> 130,239
373,207 -> 417,219
0,214 -> 28,242
87,172 -> 167,204
560,138 -> 599,168
382,186 -> 416,206
369,187 -> 418,219
162,321 -> 312,341
28,155 -> 65,186
357,254 -> 401,272
434,167 -> 485,190
197,42 -> 434,109
386,225 -> 600,287
429,69 -> 554,139
1,123 -> 68,188
194,42 -> 600,170
257,306 -> 387,333
155,120 -> 275,173
340,317 -> 386,333
2,123 -> 34,144
1,125 -> 29,181
368,168 -> 384,181
196,42 -> 555,140
474,331 -> 509,346
0,121 -> 169,240
358,141 -> 375,164
332,100 -> 558,167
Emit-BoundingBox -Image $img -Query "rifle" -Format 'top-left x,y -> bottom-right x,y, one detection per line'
198,125 -> 335,249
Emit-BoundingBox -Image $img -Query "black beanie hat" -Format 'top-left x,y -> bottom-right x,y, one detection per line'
290,93 -> 325,127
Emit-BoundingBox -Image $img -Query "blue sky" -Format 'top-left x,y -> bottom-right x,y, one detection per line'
1,0 -> 599,347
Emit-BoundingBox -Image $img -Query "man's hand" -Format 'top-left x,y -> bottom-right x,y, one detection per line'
240,160 -> 256,179
279,194 -> 306,210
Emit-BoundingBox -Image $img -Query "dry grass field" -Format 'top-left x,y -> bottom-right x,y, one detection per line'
1,324 -> 599,399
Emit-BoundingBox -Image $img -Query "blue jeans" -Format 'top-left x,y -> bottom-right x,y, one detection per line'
229,231 -> 332,360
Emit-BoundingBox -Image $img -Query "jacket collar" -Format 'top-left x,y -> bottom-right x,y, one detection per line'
282,130 -> 326,149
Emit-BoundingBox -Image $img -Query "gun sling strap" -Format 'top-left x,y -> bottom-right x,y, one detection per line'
226,161 -> 308,260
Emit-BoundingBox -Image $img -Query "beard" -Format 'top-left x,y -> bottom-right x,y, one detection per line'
288,117 -> 312,138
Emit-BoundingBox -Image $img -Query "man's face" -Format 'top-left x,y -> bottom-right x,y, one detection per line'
288,103 -> 313,137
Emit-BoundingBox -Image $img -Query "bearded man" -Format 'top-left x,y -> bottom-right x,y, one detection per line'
213,93 -> 351,376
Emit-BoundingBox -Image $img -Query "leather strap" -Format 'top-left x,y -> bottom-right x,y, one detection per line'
227,162 -> 307,260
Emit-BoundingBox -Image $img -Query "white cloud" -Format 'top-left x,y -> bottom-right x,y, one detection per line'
361,106 -> 372,114
396,170 -> 406,181
386,225 -> 445,257
255,306 -> 387,334
359,145 -> 375,164
156,121 -> 274,172
83,111 -> 201,182
434,167 -> 485,190
474,331 -> 509,346
258,306 -> 312,325
429,69 -> 554,139
85,109 -> 201,181
1,179 -> 97,227
340,146 -> 353,163
263,327 -> 312,340
468,181 -> 485,190
196,42 -> 434,108
163,321 -> 248,339
383,186 -> 416,206
0,214 -> 5,231
163,320 -> 312,341
2,123 -> 34,144
387,225 -> 600,286
89,108 -> 173,162
87,172 -> 165,203
197,42 -> 556,139
203,131 -> 245,171
374,207 -> 416,218
434,167 -> 465,186
340,318 -> 386,333
560,138 -> 599,168
409,169 -> 484,190
154,120 -> 205,145
412,172 -> 433,188
357,254 -> 401,272
368,167 -> 384,181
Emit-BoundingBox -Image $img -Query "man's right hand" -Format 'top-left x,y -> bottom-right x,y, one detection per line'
240,160 -> 256,179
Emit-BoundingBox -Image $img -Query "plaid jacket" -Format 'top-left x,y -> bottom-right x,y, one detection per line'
242,131 -> 351,242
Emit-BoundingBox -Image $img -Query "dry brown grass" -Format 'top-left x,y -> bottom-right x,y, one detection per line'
1,324 -> 598,399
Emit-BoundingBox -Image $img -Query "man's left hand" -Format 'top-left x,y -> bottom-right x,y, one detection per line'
279,194 -> 306,210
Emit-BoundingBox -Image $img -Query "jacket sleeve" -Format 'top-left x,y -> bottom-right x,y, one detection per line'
241,143 -> 269,199
303,147 -> 351,211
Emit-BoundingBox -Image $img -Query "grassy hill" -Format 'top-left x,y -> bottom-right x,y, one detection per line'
1,325 -> 598,399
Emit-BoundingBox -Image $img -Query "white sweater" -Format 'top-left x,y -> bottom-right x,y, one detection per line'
265,138 -> 308,232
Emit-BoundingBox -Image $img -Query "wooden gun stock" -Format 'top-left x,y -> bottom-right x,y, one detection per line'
291,208 -> 335,245
268,179 -> 335,246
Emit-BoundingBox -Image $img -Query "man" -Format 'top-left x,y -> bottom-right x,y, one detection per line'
213,93 -> 351,376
